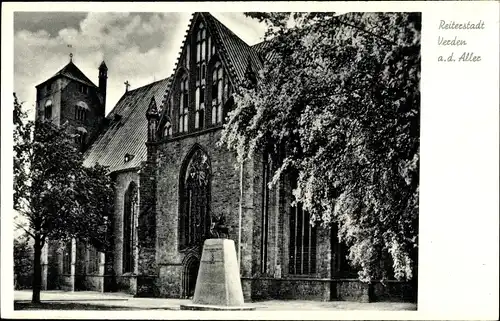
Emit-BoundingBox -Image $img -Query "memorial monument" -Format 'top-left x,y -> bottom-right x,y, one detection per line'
180,215 -> 255,311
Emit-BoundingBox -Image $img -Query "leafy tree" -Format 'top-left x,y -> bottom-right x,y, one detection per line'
220,12 -> 420,282
14,234 -> 33,290
13,93 -> 114,302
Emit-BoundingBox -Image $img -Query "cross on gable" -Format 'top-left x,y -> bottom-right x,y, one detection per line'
124,81 -> 131,92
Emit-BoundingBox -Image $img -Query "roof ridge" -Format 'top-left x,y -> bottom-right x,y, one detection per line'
37,60 -> 97,88
206,13 -> 251,47
203,13 -> 244,87
84,77 -> 172,173
108,77 -> 171,118
125,76 -> 171,95
159,12 -> 199,124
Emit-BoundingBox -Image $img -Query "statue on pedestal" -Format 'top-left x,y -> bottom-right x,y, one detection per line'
209,212 -> 229,239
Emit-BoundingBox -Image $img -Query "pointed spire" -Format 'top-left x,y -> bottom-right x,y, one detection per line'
99,60 -> 108,71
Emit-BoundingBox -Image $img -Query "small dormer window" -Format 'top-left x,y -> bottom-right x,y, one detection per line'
124,153 -> 135,163
44,100 -> 53,119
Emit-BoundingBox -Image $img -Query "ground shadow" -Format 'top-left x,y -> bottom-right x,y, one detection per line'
14,301 -> 170,311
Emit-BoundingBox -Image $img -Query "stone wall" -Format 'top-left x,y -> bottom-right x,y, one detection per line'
248,278 -> 415,302
110,170 -> 140,294
249,277 -> 332,301
36,78 -> 64,124
371,280 -> 416,302
136,142 -> 158,297
60,80 -> 104,146
153,128 -> 258,298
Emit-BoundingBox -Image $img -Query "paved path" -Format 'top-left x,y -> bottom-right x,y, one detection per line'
14,290 -> 417,311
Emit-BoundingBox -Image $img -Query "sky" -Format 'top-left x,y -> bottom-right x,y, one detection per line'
13,12 -> 267,118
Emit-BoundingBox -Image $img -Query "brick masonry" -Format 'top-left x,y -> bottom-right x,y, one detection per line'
36,76 -> 104,148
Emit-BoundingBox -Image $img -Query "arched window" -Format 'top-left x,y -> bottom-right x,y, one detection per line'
78,83 -> 88,94
207,36 -> 212,60
62,240 -> 72,274
179,147 -> 211,250
178,77 -> 189,133
195,24 -> 207,130
123,182 -> 137,273
87,244 -> 99,275
196,23 -> 207,65
289,202 -> 317,275
288,174 -> 317,275
212,62 -> 224,125
195,85 -> 205,129
164,120 -> 172,137
44,100 -> 53,119
75,101 -> 89,121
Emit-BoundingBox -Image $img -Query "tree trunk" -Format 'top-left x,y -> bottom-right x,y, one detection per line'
32,235 -> 42,303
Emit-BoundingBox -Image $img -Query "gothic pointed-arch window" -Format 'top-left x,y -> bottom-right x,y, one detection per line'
289,202 -> 317,275
207,35 -> 212,60
75,101 -> 89,121
185,43 -> 190,68
288,173 -> 317,275
179,148 -> 211,250
87,244 -> 100,275
195,85 -> 205,129
44,100 -> 53,119
211,62 -> 224,125
164,120 -> 172,137
62,240 -> 72,274
195,23 -> 207,130
178,77 -> 189,133
123,182 -> 138,274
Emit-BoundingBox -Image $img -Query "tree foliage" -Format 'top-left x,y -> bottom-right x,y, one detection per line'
14,235 -> 33,290
13,93 -> 114,301
220,12 -> 420,282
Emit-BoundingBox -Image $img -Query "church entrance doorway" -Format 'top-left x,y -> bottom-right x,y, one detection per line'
182,255 -> 200,299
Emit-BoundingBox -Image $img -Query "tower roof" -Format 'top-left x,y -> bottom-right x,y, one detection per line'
99,61 -> 108,71
36,60 -> 97,88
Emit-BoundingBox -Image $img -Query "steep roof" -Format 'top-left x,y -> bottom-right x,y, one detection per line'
83,77 -> 172,173
36,60 -> 97,88
203,13 -> 263,84
251,39 -> 277,62
160,12 -> 265,123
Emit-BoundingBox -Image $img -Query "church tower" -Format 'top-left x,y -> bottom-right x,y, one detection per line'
98,61 -> 108,115
35,55 -> 108,151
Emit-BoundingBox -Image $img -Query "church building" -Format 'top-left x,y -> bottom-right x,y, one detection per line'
35,12 -> 414,302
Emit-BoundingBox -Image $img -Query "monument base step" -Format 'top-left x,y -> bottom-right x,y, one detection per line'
180,303 -> 255,311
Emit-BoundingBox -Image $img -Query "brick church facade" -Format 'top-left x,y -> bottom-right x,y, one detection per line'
34,12 -> 414,302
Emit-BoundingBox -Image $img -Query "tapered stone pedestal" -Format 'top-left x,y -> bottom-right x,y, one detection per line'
180,239 -> 255,311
